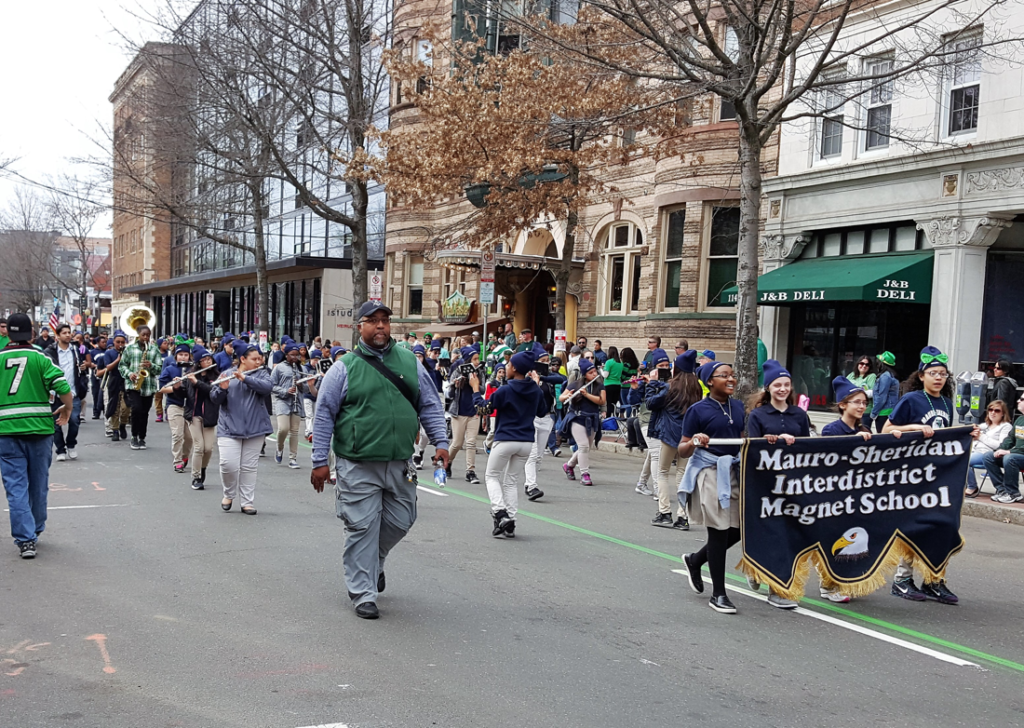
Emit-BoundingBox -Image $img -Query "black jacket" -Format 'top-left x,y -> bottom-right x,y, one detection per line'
184,372 -> 221,427
44,342 -> 88,399
991,375 -> 1019,415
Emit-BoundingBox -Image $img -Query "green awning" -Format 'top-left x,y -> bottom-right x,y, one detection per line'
722,251 -> 933,305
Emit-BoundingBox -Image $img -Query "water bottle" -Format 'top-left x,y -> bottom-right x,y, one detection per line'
433,461 -> 447,488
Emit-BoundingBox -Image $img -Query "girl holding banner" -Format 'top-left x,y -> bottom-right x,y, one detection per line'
743,360 -> 811,609
882,346 -> 970,605
678,361 -> 747,614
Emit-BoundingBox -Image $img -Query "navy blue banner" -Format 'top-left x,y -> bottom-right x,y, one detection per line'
740,428 -> 970,596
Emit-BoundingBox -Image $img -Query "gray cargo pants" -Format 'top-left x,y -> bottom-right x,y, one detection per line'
335,458 -> 418,606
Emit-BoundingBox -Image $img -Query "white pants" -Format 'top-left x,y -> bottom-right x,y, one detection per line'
639,437 -> 662,491
449,415 -> 478,471
219,435 -> 263,508
166,404 -> 193,467
565,422 -> 595,474
525,415 -> 554,488
485,440 -> 532,518
656,440 -> 687,517
303,398 -> 316,437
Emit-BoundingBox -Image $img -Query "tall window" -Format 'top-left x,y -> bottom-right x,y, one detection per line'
865,59 -> 893,150
705,206 -> 740,308
600,221 -> 645,314
407,256 -> 424,316
443,266 -> 466,300
947,31 -> 981,135
819,70 -> 846,158
663,209 -> 684,309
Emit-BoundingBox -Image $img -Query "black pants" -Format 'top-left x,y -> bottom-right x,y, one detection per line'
605,384 -> 621,417
626,417 -> 647,450
91,377 -> 104,418
125,390 -> 154,441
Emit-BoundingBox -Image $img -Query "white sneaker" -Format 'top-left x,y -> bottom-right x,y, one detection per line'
635,482 -> 654,496
55,452 -> 66,462
67,448 -> 77,460
746,575 -> 761,592
767,592 -> 798,609
820,589 -> 851,603
288,459 -> 301,470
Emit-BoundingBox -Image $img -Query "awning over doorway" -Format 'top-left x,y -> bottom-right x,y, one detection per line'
722,251 -> 934,305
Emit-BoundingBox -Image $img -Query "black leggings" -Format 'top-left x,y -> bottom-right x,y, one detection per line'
126,391 -> 153,440
690,526 -> 741,597
605,384 -> 621,417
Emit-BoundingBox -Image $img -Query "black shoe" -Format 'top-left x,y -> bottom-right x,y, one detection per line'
191,478 -> 204,491
525,486 -> 544,501
377,571 -> 386,594
682,553 -> 704,594
708,595 -> 737,614
413,455 -> 423,470
139,439 -> 147,450
118,427 -> 128,439
355,601 -> 380,620
91,414 -> 101,420
111,430 -> 120,442
504,520 -> 516,538
492,509 -> 511,537
201,467 -> 207,484
18,540 -> 37,559
651,512 -> 674,528
891,577 -> 928,601
466,470 -> 480,485
672,516 -> 690,531
445,466 -> 452,478
921,580 -> 959,605
129,437 -> 141,450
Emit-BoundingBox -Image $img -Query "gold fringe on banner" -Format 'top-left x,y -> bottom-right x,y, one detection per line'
739,538 -> 951,603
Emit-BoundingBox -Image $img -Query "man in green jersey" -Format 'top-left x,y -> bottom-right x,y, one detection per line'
0,314 -> 73,559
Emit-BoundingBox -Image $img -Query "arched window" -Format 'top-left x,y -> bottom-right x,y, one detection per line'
598,221 -> 645,314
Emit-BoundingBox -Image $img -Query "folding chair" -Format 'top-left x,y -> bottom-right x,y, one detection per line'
613,402 -> 637,443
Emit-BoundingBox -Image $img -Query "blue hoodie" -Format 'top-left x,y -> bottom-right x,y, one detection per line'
474,377 -> 549,442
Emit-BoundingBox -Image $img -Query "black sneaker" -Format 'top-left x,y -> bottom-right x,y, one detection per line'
891,577 -> 927,601
466,470 -> 480,485
682,553 -> 704,594
18,540 -> 37,559
377,571 -> 386,594
651,512 -> 674,528
413,455 -> 423,470
118,426 -> 128,439
921,580 -> 959,605
111,430 -> 120,442
201,467 -> 207,484
355,601 -> 380,619
129,437 -> 141,451
139,439 -> 147,450
526,486 -> 544,501
492,509 -> 511,537
708,595 -> 737,614
191,478 -> 204,491
504,520 -> 516,538
445,466 -> 452,479
672,516 -> 690,531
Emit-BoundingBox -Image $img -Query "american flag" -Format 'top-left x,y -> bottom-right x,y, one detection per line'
49,305 -> 60,333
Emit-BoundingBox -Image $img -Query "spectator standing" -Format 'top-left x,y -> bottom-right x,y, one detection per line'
869,352 -> 900,433
642,336 -> 661,367
593,340 -> 607,366
601,346 -> 624,417
989,359 -> 1018,416
44,324 -> 87,461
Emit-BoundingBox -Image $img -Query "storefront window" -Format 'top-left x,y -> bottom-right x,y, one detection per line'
706,206 -> 740,307
981,252 -> 1024,364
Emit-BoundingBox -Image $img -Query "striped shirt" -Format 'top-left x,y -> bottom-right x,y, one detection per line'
0,346 -> 71,436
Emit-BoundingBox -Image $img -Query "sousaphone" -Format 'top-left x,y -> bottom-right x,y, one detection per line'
119,304 -> 156,344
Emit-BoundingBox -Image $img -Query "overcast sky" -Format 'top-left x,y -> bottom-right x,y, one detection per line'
0,0 -> 167,235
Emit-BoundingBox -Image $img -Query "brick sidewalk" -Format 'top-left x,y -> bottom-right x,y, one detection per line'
595,438 -> 1024,527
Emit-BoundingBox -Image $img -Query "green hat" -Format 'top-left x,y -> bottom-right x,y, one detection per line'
425,332 -> 433,338
878,351 -> 895,366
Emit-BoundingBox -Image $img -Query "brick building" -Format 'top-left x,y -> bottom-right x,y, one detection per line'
384,4 -> 778,358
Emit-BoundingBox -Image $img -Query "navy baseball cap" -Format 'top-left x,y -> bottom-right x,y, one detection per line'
356,300 -> 393,321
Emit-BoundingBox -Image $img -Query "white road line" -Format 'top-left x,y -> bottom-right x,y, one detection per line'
670,570 -> 981,669
294,723 -> 349,728
5,504 -> 132,511
416,485 -> 448,497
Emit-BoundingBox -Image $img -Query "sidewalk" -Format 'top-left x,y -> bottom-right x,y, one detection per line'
595,438 -> 1024,527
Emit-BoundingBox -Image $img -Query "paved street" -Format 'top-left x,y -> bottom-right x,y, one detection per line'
2,420 -> 1023,728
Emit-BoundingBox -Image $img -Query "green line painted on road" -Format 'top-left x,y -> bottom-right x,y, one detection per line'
441,485 -> 1024,674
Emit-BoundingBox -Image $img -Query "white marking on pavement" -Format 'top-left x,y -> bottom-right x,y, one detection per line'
5,504 -> 130,511
294,723 -> 349,728
671,570 -> 981,669
416,485 -> 448,497
638,658 -> 660,667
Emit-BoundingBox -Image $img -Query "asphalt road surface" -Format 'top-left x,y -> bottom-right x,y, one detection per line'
2,419 -> 1023,728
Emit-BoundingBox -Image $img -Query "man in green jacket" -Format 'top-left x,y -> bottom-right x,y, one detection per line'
0,313 -> 74,559
311,301 -> 449,619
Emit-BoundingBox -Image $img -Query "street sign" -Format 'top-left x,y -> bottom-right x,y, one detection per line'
480,281 -> 495,304
205,292 -> 214,323
259,331 -> 268,350
554,330 -> 567,353
481,250 -> 495,282
370,272 -> 383,302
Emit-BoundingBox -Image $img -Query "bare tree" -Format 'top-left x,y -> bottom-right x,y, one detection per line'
47,173 -> 108,308
508,0 -> 1015,394
0,187 -> 61,313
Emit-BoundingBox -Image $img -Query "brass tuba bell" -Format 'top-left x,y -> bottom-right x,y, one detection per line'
118,304 -> 156,344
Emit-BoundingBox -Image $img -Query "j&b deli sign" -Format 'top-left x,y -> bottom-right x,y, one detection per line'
729,279 -> 919,304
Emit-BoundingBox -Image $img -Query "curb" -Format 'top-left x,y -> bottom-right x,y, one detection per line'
596,440 -> 1024,527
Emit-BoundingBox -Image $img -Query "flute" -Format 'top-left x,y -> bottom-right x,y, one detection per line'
172,363 -> 217,383
295,372 -> 322,385
568,377 -> 599,404
210,368 -> 249,386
